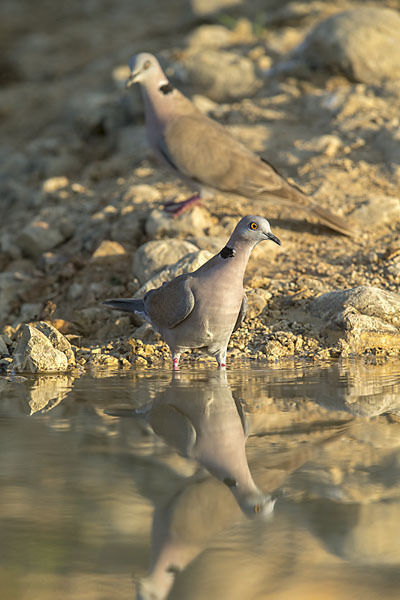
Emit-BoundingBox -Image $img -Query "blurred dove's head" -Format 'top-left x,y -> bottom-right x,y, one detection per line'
239,492 -> 277,520
126,52 -> 167,88
233,215 -> 281,246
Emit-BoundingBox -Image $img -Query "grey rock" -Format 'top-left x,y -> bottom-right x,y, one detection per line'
309,286 -> 400,352
145,205 -> 213,239
291,7 -> 400,84
133,239 -> 199,284
0,335 -> 9,356
134,250 -> 213,298
16,220 -> 66,258
13,325 -> 69,373
19,302 -> 42,322
186,25 -> 233,49
183,49 -> 259,102
110,209 -> 146,246
0,272 -> 33,320
117,125 -> 149,164
67,282 -> 84,301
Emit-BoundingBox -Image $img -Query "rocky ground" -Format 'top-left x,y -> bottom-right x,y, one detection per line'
1,0 -> 400,373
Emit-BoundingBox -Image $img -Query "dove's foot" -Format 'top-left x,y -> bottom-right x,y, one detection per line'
172,354 -> 181,370
163,194 -> 201,217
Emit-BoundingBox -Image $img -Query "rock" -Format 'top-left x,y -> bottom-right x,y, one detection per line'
67,92 -> 127,136
190,0 -> 243,16
0,335 -> 9,356
350,197 -> 400,228
13,324 -> 69,373
42,176 -> 69,194
19,302 -> 42,322
309,286 -> 400,353
122,184 -> 162,205
90,354 -> 120,368
110,208 -> 146,246
67,282 -> 84,301
186,25 -> 233,49
134,250 -> 213,298
0,271 -> 33,321
291,7 -> 400,84
133,239 -> 199,284
246,289 -> 269,319
16,220 -> 66,258
91,240 -> 128,262
35,321 -> 76,367
146,205 -> 214,238
183,49 -> 259,102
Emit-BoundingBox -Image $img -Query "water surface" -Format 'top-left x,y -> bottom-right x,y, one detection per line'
1,360 -> 400,599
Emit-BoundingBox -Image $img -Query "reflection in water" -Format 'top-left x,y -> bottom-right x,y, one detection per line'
0,360 -> 400,600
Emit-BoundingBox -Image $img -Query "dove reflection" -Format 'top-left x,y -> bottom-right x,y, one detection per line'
134,371 -> 274,600
147,370 -> 275,519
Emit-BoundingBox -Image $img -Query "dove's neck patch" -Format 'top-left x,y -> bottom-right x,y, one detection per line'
220,246 -> 236,259
159,82 -> 174,95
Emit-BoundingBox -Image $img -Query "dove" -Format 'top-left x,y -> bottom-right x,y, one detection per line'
126,52 -> 356,236
103,215 -> 280,369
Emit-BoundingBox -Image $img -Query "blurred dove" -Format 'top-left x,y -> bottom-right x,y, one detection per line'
126,52 -> 356,236
103,215 -> 280,369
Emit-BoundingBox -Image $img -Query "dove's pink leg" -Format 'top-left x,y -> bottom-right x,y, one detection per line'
163,194 -> 201,217
216,350 -> 227,369
172,353 -> 181,370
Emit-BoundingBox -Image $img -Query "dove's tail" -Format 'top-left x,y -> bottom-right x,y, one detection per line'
309,204 -> 358,237
102,298 -> 145,314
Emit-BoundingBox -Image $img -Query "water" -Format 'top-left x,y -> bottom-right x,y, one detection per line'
1,360 -> 400,600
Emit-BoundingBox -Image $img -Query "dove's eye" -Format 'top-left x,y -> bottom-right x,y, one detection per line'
254,504 -> 262,513
249,222 -> 258,230
143,60 -> 151,70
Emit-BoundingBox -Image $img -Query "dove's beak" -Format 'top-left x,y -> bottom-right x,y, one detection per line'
266,232 -> 281,246
126,72 -> 138,88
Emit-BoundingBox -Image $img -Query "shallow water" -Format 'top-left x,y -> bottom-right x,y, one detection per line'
1,360 -> 400,600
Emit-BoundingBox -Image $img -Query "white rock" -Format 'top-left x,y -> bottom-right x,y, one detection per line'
146,205 -> 214,238
134,250 -> 213,297
16,220 -> 66,258
133,239 -> 199,284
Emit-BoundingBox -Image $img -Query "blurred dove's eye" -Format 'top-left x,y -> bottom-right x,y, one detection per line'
143,60 -> 151,70
254,504 -> 262,513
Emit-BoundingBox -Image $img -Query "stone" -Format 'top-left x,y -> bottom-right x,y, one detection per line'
13,325 -> 69,373
42,176 -> 69,194
246,289 -> 269,319
292,7 -> 400,84
145,205 -> 214,239
117,125 -> 149,164
183,49 -> 259,102
110,208 -> 146,246
0,271 -> 33,321
0,335 -> 9,356
67,282 -> 84,301
91,240 -> 128,261
133,239 -> 199,284
186,25 -> 233,49
35,321 -> 76,367
350,197 -> 400,229
19,303 -> 42,322
16,220 -> 66,258
90,354 -> 120,368
309,286 -> 400,353
134,250 -> 213,298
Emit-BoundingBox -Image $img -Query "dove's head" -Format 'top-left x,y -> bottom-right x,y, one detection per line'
126,53 -> 168,89
234,215 -> 281,246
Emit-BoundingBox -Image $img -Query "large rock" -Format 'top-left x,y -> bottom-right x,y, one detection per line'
134,250 -> 213,298
183,49 -> 259,102
13,325 -> 69,373
290,7 -> 400,84
16,220 -> 66,258
309,286 -> 400,353
145,205 -> 214,239
35,322 -> 75,367
133,239 -> 199,284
